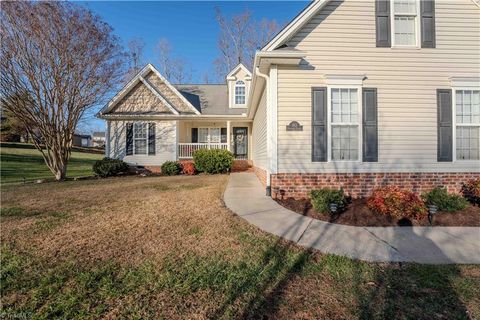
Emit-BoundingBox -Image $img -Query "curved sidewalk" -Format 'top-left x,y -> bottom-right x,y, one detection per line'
224,172 -> 480,264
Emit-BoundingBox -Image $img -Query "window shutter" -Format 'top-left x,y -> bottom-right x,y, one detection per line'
362,88 -> 378,162
437,89 -> 453,162
191,128 -> 198,143
148,123 -> 156,155
375,0 -> 391,47
221,128 -> 227,143
420,0 -> 436,48
312,87 -> 327,162
126,123 -> 133,156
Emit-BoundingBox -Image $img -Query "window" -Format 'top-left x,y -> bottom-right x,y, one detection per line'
198,128 -> 222,143
235,81 -> 246,105
392,0 -> 418,46
133,122 -> 148,155
330,88 -> 360,161
455,90 -> 480,160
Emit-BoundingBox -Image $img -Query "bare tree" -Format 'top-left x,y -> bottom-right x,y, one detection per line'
155,38 -> 192,84
0,1 -> 125,180
214,8 -> 281,78
125,37 -> 145,80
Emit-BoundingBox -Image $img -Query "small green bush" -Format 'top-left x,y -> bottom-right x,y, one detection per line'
309,188 -> 347,213
422,187 -> 469,212
161,161 -> 182,176
93,157 -> 129,178
193,149 -> 234,174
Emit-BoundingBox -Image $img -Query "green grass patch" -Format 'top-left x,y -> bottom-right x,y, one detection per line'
1,142 -> 103,184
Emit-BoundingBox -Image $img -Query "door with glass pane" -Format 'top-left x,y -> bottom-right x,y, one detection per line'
233,127 -> 248,159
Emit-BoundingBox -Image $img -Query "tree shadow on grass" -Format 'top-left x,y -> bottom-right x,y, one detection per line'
210,239 -> 313,319
351,227 -> 470,320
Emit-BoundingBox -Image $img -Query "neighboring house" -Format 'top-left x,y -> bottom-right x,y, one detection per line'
99,0 -> 480,198
92,131 -> 106,147
73,134 -> 92,147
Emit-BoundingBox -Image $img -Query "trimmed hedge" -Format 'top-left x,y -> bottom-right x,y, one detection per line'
422,187 -> 468,212
161,161 -> 182,176
193,149 -> 234,174
93,157 -> 129,178
310,188 -> 347,213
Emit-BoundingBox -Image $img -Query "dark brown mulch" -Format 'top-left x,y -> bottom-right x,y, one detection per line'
275,197 -> 480,227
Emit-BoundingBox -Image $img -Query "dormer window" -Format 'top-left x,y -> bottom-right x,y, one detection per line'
235,80 -> 246,105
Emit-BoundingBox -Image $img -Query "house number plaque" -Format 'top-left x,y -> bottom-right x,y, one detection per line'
286,121 -> 303,131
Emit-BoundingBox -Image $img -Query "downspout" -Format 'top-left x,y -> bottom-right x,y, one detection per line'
256,67 -> 272,196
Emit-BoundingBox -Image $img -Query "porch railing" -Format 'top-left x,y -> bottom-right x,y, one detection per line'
178,143 -> 229,159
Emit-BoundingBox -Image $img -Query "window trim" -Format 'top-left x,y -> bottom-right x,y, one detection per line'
196,127 -> 224,144
327,86 -> 363,162
390,0 -> 421,48
133,122 -> 149,155
452,87 -> 480,162
234,80 -> 246,106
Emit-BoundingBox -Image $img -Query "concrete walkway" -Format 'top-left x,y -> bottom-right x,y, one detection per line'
224,173 -> 480,264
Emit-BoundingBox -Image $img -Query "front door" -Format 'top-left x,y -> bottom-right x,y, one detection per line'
233,127 -> 248,159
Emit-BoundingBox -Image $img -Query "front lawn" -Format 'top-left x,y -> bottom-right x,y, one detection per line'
0,142 -> 103,184
1,175 -> 479,319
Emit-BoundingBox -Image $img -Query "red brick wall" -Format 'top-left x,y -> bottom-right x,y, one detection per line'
232,160 -> 253,172
254,166 -> 267,187
271,172 -> 480,199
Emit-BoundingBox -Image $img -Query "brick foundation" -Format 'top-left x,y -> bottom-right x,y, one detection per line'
253,166 -> 267,187
271,172 -> 480,199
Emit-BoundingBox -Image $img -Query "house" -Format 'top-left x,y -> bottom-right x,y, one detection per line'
92,131 -> 106,148
72,134 -> 92,147
99,0 -> 480,198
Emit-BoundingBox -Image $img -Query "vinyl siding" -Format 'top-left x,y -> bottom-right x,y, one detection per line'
276,0 -> 480,173
252,90 -> 268,170
108,120 -> 177,166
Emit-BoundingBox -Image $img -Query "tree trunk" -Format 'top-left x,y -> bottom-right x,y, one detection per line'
54,164 -> 67,181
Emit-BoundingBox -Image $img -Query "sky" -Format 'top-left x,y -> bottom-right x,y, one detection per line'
79,1 -> 308,133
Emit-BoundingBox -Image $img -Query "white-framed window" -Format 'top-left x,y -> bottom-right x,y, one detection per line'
391,0 -> 419,47
198,127 -> 222,143
235,80 -> 246,105
328,87 -> 362,161
454,89 -> 480,161
133,122 -> 148,155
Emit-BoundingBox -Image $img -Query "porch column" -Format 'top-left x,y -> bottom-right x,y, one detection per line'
227,120 -> 231,152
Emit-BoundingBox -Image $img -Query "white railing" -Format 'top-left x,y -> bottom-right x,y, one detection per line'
178,143 -> 229,159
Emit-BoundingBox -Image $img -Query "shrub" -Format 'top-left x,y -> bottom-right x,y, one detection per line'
181,161 -> 196,175
422,187 -> 468,212
309,188 -> 347,213
462,178 -> 480,206
161,161 -> 181,176
193,149 -> 234,174
367,186 -> 427,220
93,157 -> 129,178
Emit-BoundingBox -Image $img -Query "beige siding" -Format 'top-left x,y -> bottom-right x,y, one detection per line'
252,90 -> 268,170
277,0 -> 480,173
108,120 -> 177,166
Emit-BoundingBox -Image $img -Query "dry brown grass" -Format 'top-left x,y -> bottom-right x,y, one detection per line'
1,175 -> 479,319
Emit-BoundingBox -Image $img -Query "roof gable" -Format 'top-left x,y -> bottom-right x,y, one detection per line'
262,0 -> 331,51
226,63 -> 252,80
100,64 -> 200,116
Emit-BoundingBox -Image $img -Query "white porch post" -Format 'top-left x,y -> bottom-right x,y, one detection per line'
227,120 -> 231,152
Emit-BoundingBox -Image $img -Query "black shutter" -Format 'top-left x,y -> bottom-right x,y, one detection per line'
221,128 -> 227,143
375,0 -> 391,47
362,88 -> 378,162
312,87 -> 327,162
191,128 -> 198,143
148,123 -> 156,155
126,123 -> 133,156
420,0 -> 436,48
437,89 -> 453,162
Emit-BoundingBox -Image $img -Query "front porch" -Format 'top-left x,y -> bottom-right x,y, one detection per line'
176,120 -> 252,160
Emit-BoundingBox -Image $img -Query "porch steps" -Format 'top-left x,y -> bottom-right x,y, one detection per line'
231,160 -> 253,173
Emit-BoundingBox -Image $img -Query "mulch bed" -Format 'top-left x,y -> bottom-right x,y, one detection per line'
275,197 -> 480,227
